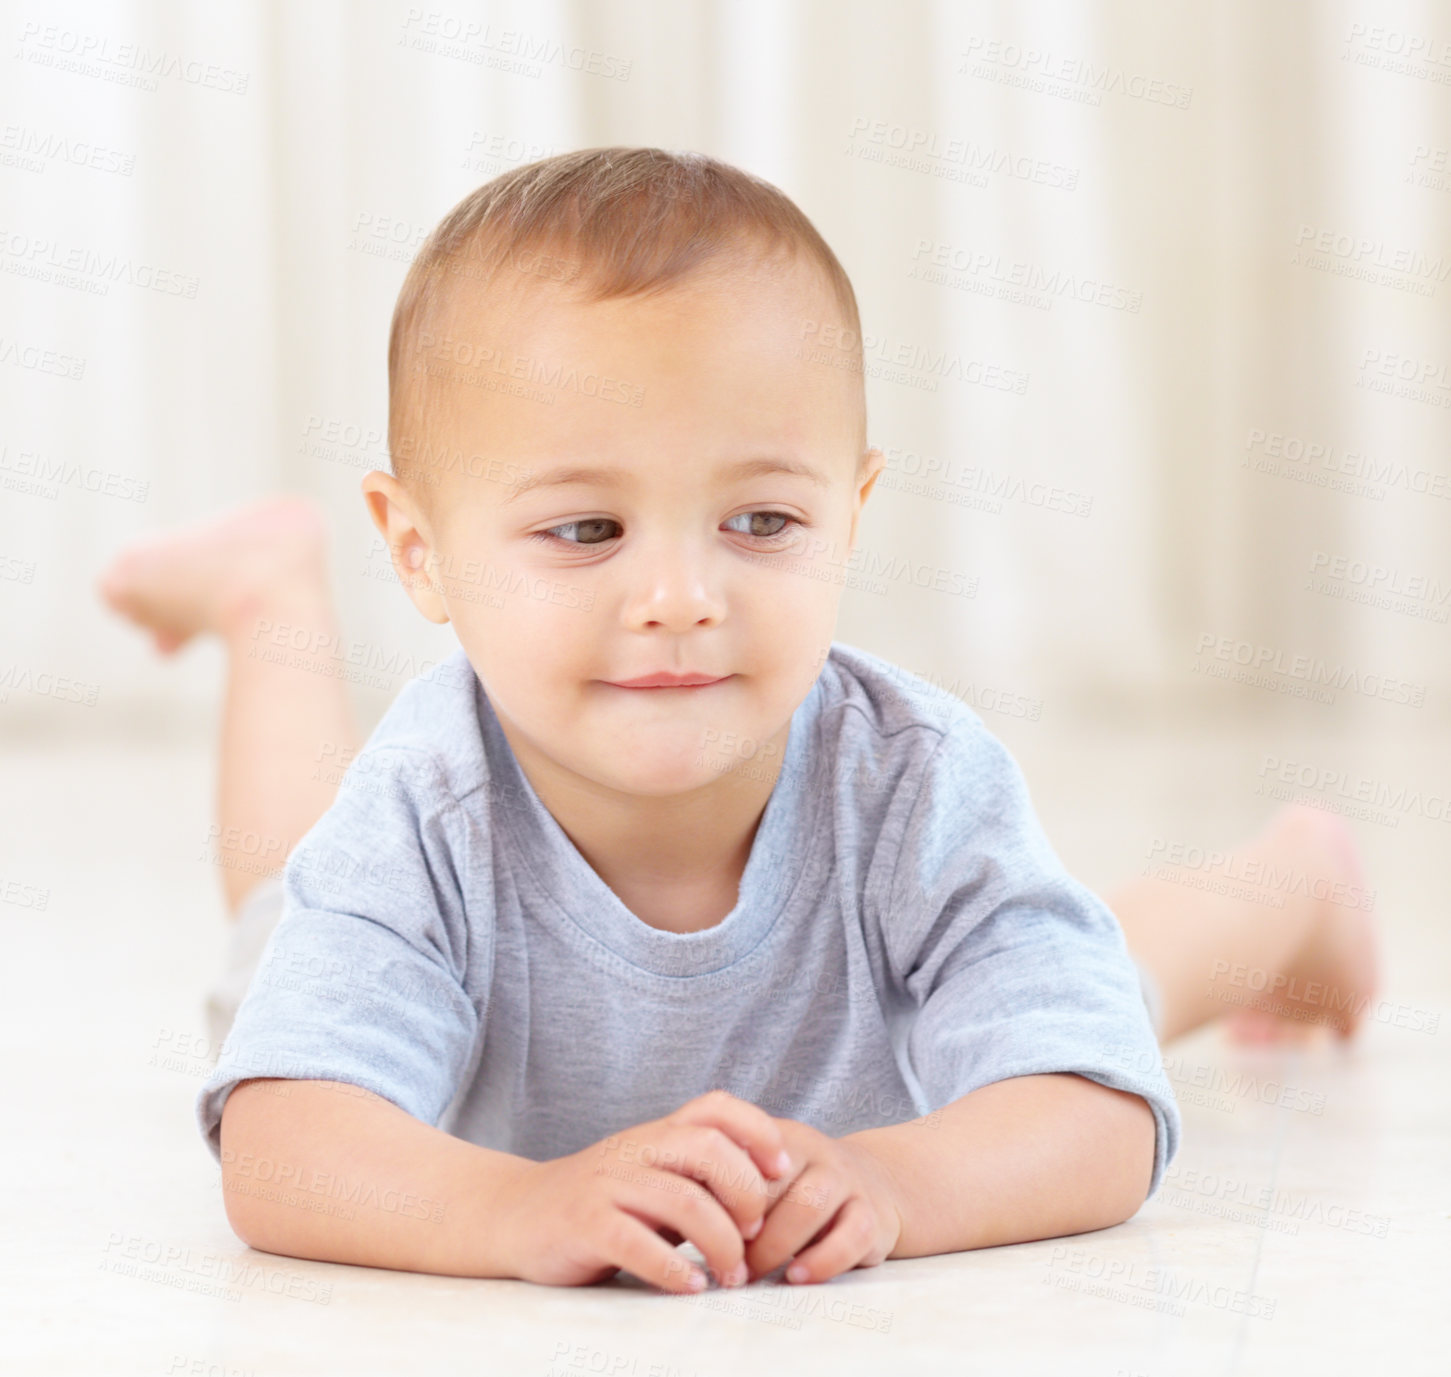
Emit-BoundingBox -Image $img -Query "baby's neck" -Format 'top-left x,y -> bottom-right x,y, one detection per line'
602,858 -> 753,934
558,786 -> 768,934
500,720 -> 784,935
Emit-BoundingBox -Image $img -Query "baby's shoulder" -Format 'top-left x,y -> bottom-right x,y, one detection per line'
341,647 -> 489,806
814,642 -> 1032,825
816,642 -> 987,779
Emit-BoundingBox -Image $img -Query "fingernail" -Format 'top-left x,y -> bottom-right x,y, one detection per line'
786,1263 -> 808,1284
743,1216 -> 763,1240
686,1267 -> 707,1292
725,1262 -> 748,1288
774,1150 -> 791,1176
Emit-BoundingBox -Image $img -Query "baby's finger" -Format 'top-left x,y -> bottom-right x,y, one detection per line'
604,1209 -> 709,1294
657,1123 -> 776,1235
671,1089 -> 793,1181
618,1171 -> 748,1289
745,1167 -> 844,1279
780,1196 -> 881,1285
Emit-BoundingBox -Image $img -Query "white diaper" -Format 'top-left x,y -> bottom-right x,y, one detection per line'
1133,958 -> 1164,1040
202,874 -> 287,1053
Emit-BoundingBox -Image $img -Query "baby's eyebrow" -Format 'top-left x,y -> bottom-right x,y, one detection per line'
501,456 -> 830,505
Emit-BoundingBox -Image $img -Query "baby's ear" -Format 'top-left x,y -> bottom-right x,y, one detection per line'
848,447 -> 886,546
359,471 -> 450,625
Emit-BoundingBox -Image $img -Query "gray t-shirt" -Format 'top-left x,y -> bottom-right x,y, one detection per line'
197,642 -> 1180,1196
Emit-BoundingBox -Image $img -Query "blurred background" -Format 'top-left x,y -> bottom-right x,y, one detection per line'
5,4 -> 1449,1367
2,0 -> 1447,946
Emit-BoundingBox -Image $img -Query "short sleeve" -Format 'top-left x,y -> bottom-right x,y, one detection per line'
880,721 -> 1181,1199
195,746 -> 482,1162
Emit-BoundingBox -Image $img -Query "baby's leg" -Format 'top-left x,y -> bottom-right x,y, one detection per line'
1108,805 -> 1380,1045
97,497 -> 361,915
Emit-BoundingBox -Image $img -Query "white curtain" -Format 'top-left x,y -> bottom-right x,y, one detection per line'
4,0 -> 1448,736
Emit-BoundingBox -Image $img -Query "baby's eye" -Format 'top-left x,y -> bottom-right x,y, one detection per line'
534,512 -> 801,547
534,518 -> 621,547
724,511 -> 799,540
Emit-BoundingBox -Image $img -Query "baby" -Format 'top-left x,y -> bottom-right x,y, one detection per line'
99,147 -> 1378,1296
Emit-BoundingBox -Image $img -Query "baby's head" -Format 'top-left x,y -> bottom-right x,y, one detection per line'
363,147 -> 883,801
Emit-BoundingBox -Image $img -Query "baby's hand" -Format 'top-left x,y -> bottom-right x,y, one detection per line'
493,1089 -> 794,1293
744,1119 -> 904,1285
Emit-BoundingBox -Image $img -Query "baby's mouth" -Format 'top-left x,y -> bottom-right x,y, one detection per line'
603,673 -> 734,690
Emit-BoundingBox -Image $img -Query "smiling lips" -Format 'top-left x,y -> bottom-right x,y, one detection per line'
607,672 -> 732,689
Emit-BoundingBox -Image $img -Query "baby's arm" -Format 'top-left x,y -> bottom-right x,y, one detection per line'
220,1080 -> 791,1292
843,1072 -> 1155,1255
220,1077 -> 530,1277
835,714 -> 1181,1279
741,1073 -> 1154,1283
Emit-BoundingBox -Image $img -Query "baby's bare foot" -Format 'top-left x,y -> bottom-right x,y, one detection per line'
96,496 -> 331,654
1223,805 -> 1381,1045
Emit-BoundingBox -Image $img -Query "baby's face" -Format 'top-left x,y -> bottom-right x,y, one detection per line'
377,252 -> 882,800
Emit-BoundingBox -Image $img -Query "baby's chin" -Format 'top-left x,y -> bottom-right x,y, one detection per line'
586,739 -> 756,799
532,723 -> 771,801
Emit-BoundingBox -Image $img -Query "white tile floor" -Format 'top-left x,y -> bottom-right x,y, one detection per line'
3,722 -> 1446,1376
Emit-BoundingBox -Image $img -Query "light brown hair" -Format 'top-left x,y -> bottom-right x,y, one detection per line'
386,146 -> 866,491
